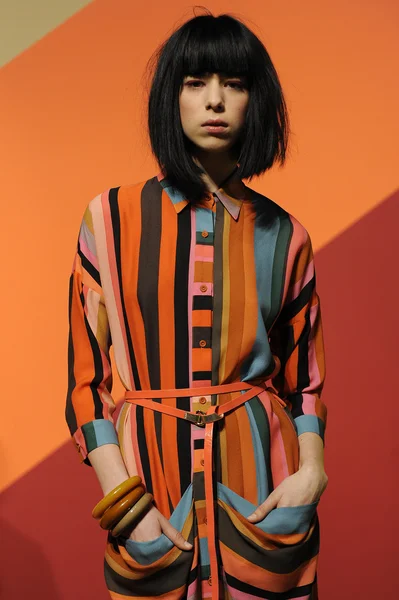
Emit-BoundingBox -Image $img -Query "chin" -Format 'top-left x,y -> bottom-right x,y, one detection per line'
194,140 -> 233,154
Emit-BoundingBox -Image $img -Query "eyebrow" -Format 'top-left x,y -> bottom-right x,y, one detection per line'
185,72 -> 246,79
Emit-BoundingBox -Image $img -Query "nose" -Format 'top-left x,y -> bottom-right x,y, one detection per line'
205,79 -> 224,110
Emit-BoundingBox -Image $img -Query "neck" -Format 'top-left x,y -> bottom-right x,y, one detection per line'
194,151 -> 238,193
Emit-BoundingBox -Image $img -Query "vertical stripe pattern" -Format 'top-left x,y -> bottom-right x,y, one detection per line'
65,168 -> 327,599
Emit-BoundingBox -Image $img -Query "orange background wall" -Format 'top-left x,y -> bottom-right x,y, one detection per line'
0,1 -> 398,598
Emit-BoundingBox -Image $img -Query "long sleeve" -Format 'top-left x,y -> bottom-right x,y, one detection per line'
65,203 -> 119,465
269,224 -> 327,443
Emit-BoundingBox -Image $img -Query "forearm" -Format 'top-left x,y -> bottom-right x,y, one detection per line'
298,431 -> 325,471
88,443 -> 138,495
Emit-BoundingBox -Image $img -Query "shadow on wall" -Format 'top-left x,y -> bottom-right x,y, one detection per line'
0,443 -> 110,600
316,189 -> 398,600
0,518 -> 61,598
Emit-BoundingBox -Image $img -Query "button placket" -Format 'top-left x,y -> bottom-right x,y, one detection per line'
191,202 -> 217,592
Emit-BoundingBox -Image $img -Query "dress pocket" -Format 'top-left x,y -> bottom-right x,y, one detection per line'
122,481 -> 194,566
216,482 -> 320,594
217,482 -> 319,538
104,483 -> 196,597
254,502 -> 319,535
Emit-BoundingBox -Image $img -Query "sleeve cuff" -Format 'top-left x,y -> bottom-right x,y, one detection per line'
294,415 -> 325,443
73,419 -> 120,464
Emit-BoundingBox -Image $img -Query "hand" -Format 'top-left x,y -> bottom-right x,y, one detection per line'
127,504 -> 193,551
247,463 -> 328,523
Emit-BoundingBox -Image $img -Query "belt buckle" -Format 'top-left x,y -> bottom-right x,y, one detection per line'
184,410 -> 207,427
194,410 -> 206,427
184,410 -> 225,427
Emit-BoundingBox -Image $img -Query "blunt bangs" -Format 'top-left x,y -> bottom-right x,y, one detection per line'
176,17 -> 254,84
145,12 -> 290,205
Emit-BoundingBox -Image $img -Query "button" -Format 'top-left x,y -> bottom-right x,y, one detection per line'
201,230 -> 209,238
200,459 -> 205,466
200,284 -> 208,293
199,396 -> 207,404
199,340 -> 207,348
208,576 -> 212,586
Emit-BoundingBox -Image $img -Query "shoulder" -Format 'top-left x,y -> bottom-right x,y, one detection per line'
245,185 -> 311,249
76,177 -> 156,255
86,177 -> 158,217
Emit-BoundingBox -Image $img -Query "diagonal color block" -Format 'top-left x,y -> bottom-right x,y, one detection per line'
315,189 -> 399,599
0,0 -> 94,68
1,190 -> 398,599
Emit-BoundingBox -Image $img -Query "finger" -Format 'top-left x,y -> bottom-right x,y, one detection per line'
158,515 -> 193,550
247,493 -> 280,522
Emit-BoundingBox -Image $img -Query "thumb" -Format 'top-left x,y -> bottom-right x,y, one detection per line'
247,491 -> 280,522
158,515 -> 193,551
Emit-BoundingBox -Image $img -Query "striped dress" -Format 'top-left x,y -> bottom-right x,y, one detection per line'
65,166 -> 327,600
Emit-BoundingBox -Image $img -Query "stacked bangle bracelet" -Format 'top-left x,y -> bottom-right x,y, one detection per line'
111,492 -> 154,537
92,475 -> 153,537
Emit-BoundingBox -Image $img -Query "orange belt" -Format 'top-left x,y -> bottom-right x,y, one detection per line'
124,381 -> 286,599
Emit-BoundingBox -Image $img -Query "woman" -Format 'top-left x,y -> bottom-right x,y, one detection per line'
66,11 -> 328,600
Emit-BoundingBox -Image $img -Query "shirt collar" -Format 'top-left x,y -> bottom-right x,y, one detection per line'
157,165 -> 246,221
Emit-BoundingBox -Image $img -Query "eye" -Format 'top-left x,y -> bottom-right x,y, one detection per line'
185,80 -> 204,88
226,81 -> 246,90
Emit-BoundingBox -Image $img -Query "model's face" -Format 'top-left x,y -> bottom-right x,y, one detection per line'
179,72 -> 249,155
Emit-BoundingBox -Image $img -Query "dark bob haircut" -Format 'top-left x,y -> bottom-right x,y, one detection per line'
145,10 -> 290,204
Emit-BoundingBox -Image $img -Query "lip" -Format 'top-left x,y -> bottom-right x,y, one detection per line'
203,125 -> 229,134
201,119 -> 228,126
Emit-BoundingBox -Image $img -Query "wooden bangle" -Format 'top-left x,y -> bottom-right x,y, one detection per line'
92,475 -> 142,519
100,485 -> 145,530
111,492 -> 153,537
